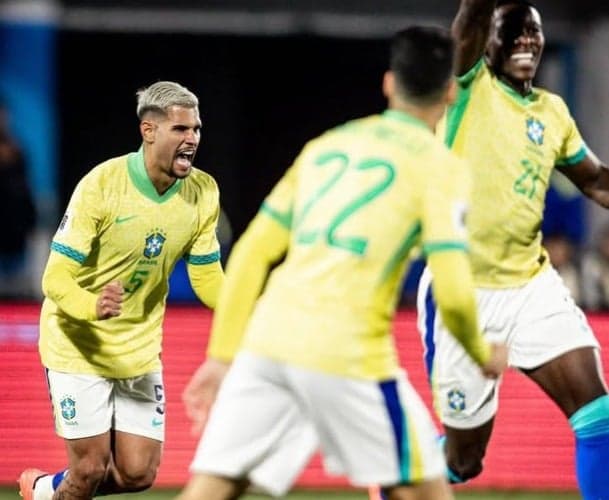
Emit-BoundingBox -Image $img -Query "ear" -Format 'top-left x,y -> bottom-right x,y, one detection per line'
445,78 -> 458,106
382,71 -> 394,100
140,119 -> 156,144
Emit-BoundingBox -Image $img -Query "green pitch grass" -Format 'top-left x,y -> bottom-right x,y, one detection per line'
0,487 -> 582,500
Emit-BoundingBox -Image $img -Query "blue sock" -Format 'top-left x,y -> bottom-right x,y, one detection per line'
52,469 -> 68,490
569,395 -> 609,499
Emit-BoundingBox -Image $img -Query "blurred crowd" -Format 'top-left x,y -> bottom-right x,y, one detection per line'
0,99 -> 36,300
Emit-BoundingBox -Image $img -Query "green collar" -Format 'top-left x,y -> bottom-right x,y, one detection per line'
495,77 -> 538,105
127,147 -> 182,203
382,109 -> 429,130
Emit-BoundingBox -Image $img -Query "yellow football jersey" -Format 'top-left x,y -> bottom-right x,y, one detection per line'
39,149 -> 221,378
240,110 -> 472,379
439,59 -> 587,287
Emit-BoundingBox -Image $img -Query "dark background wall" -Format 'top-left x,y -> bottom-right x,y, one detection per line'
58,32 -> 388,237
57,29 -> 570,239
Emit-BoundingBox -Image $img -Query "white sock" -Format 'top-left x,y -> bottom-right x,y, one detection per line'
33,474 -> 56,500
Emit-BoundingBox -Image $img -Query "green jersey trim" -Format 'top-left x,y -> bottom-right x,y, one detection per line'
556,145 -> 587,167
260,202 -> 293,229
445,59 -> 484,148
51,241 -> 87,264
495,78 -> 538,105
380,221 -> 422,283
382,109 -> 429,130
127,148 -> 183,203
186,250 -> 221,265
457,58 -> 484,85
423,241 -> 468,255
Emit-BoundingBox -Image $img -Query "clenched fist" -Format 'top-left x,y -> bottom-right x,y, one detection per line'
96,280 -> 123,320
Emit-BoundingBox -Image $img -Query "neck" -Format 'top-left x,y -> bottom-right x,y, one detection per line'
389,98 -> 444,131
143,148 -> 176,195
500,75 -> 533,97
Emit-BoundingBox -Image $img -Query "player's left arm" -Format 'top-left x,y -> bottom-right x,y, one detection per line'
185,174 -> 225,308
187,260 -> 224,309
206,212 -> 289,361
557,152 -> 609,208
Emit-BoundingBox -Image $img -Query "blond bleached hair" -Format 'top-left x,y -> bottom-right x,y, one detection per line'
136,81 -> 199,119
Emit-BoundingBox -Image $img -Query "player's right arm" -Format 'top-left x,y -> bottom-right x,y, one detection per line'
452,0 -> 496,75
41,171 -> 122,321
426,250 -> 507,378
42,256 -> 122,320
422,153 -> 507,378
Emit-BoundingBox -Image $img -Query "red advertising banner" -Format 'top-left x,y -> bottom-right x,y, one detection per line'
2,303 -> 607,492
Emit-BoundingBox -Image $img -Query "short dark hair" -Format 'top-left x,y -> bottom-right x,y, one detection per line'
496,0 -> 536,8
389,26 -> 454,105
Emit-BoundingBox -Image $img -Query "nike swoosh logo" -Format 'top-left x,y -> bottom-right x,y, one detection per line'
115,215 -> 138,224
152,418 -> 163,427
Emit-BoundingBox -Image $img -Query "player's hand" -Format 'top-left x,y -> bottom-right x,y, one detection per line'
182,358 -> 230,436
96,280 -> 123,320
480,343 -> 508,379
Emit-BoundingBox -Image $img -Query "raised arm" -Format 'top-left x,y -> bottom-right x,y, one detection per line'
452,0 -> 497,75
558,153 -> 609,209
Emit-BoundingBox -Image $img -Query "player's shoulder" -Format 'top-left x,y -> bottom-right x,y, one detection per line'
76,154 -> 129,190
422,139 -> 470,185
182,167 -> 220,208
533,86 -> 570,113
186,167 -> 219,191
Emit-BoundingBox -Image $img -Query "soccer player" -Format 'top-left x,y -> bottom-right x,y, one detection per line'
18,81 -> 224,500
177,26 -> 507,500
416,1 -> 609,498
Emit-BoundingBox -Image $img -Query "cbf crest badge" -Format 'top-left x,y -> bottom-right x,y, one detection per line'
60,395 -> 76,420
447,388 -> 466,412
526,117 -> 545,145
144,229 -> 166,259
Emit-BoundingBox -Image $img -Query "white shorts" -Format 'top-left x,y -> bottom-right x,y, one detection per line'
46,369 -> 165,441
191,352 -> 446,497
417,266 -> 600,429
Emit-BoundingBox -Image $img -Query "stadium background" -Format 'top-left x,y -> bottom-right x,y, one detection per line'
2,0 -> 609,497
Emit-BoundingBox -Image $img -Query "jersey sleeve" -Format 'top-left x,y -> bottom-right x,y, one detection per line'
555,98 -> 587,167
42,171 -> 105,320
206,165 -> 297,361
184,175 -> 222,266
187,259 -> 224,309
259,162 -> 298,230
420,153 -> 490,367
420,155 -> 470,257
51,172 -> 105,264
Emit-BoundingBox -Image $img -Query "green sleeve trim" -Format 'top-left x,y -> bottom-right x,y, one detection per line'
379,221 -> 422,282
457,58 -> 484,85
186,250 -> 221,265
260,202 -> 292,229
556,145 -> 587,167
50,241 -> 87,264
423,241 -> 468,256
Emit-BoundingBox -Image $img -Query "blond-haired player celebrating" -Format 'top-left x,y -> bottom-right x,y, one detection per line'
19,81 -> 224,500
